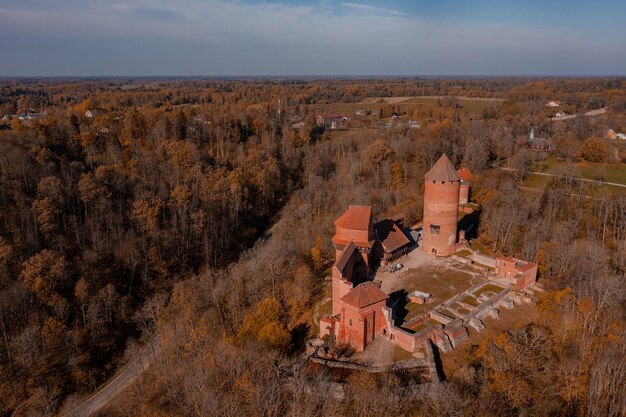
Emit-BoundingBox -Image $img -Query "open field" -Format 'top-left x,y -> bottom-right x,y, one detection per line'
362,96 -> 506,104
314,96 -> 510,120
536,158 -> 626,185
498,159 -> 626,196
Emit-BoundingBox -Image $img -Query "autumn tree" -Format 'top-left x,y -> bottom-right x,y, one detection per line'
236,298 -> 291,351
20,250 -> 68,307
579,136 -> 609,162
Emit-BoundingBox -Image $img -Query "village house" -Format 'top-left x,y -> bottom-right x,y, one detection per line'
546,100 -> 560,107
316,114 -> 350,130
18,111 -> 45,120
528,128 -> 554,152
606,129 -> 617,140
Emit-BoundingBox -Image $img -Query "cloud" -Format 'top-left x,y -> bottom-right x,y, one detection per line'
0,0 -> 624,76
128,7 -> 182,21
340,2 -> 406,16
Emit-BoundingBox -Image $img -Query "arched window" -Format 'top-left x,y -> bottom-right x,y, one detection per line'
349,319 -> 352,326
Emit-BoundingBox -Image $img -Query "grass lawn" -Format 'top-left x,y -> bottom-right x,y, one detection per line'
427,318 -> 443,326
522,174 -> 551,189
462,296 -> 479,307
522,173 -> 626,196
441,309 -> 458,318
391,264 -> 481,324
398,265 -> 479,314
455,249 -> 472,258
537,158 -> 626,185
475,284 -> 505,297
327,128 -> 362,141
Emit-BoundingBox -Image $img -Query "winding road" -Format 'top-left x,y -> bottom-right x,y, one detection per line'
57,205 -> 293,416
59,340 -> 160,417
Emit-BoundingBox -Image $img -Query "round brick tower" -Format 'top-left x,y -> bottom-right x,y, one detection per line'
422,154 -> 461,256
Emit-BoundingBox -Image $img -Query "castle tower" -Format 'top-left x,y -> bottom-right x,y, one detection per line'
332,205 -> 374,266
422,154 -> 461,256
331,205 -> 374,315
458,168 -> 473,205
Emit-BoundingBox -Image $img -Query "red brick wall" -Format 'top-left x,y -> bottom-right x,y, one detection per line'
339,300 -> 387,351
332,274 -> 352,315
459,183 -> 470,205
515,264 -> 538,290
422,179 -> 460,256
495,259 -> 538,290
495,259 -> 518,277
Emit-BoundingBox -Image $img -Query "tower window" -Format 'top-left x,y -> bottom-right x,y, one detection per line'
430,224 -> 440,234
349,319 -> 352,326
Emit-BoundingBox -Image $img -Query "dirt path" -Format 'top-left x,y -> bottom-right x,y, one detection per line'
59,340 -> 160,417
551,107 -> 608,121
500,167 -> 626,188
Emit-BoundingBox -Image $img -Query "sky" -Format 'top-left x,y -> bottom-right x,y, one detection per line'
0,0 -> 625,77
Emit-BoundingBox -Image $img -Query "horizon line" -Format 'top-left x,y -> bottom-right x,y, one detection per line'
1,74 -> 625,81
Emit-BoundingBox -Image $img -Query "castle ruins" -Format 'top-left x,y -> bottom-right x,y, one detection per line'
319,154 -> 538,355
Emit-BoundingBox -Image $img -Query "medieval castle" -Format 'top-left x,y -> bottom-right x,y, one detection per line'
319,154 -> 537,354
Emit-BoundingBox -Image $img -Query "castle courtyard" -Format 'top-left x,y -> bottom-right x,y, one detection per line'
375,246 -> 486,324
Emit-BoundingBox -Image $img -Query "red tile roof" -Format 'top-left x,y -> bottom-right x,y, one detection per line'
458,167 -> 473,182
340,281 -> 388,308
425,154 -> 461,182
334,241 -> 358,275
335,205 -> 372,230
374,219 -> 410,253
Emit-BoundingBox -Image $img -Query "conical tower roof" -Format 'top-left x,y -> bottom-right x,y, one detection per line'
424,154 -> 461,182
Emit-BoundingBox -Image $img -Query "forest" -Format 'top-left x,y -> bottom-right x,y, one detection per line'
0,77 -> 625,417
